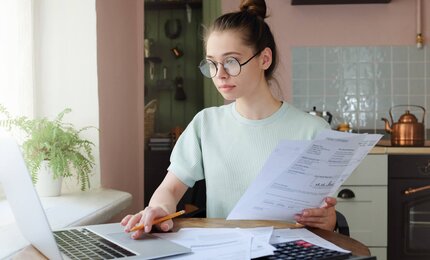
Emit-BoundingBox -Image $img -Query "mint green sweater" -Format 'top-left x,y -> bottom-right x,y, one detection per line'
168,102 -> 330,218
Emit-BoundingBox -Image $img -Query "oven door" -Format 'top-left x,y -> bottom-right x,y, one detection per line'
388,179 -> 430,260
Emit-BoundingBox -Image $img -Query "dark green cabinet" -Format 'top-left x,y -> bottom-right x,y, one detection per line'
144,1 -> 204,133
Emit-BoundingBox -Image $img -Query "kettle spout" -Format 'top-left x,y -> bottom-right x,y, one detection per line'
381,118 -> 392,133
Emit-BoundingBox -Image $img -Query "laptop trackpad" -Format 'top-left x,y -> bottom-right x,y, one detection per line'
107,231 -> 160,245
87,223 -> 191,259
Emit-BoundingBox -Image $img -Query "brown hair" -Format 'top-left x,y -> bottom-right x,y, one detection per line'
204,0 -> 278,80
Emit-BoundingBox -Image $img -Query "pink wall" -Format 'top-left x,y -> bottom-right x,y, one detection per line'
222,0 -> 429,100
96,0 -> 429,218
97,0 -> 145,219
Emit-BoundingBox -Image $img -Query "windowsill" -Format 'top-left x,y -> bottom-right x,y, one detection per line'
0,188 -> 132,259
0,185 -> 5,201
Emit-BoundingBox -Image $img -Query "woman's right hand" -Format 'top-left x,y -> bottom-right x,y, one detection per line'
121,206 -> 174,239
122,172 -> 188,239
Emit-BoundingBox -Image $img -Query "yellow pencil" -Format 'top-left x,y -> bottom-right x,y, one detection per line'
130,210 -> 186,232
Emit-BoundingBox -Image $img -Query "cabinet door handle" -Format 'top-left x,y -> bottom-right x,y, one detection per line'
337,189 -> 355,199
417,160 -> 430,176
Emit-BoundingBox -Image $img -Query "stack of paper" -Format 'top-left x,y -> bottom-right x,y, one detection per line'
153,227 -> 350,259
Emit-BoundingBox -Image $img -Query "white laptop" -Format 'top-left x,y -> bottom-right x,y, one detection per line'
0,134 -> 191,259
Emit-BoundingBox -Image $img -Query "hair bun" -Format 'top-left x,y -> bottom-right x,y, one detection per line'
240,0 -> 267,19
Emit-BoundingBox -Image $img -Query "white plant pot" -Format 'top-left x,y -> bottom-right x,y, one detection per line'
35,161 -> 63,197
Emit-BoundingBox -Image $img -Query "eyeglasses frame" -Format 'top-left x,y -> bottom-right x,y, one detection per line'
199,50 -> 262,78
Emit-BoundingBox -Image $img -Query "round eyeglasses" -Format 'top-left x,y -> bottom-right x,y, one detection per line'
198,51 -> 261,78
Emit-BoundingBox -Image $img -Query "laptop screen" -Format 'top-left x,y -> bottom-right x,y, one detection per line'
0,134 -> 63,259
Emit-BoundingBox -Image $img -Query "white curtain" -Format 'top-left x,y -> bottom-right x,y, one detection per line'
0,0 -> 34,199
0,0 -> 34,118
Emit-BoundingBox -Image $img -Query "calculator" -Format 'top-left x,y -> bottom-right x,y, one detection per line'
254,240 -> 376,260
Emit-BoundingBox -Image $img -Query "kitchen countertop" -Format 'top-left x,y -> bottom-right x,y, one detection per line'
370,139 -> 430,154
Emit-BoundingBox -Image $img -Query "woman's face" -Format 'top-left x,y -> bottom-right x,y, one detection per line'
205,30 -> 268,101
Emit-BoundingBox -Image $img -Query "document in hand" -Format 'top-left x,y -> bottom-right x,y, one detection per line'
227,130 -> 382,221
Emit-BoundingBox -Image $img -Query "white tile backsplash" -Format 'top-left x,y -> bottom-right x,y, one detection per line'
292,46 -> 429,132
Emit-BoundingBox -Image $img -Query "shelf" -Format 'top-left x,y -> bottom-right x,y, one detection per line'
145,0 -> 202,10
291,0 -> 390,4
144,57 -> 162,63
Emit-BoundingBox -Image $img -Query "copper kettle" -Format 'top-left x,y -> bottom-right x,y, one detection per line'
381,105 -> 426,147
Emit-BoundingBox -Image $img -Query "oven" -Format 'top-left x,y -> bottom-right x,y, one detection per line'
388,155 -> 430,260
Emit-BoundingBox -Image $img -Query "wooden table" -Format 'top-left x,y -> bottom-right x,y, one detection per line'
173,218 -> 370,257
14,218 -> 370,259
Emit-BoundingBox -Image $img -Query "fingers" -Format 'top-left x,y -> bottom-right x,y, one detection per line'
120,214 -> 133,226
301,213 -> 335,231
122,212 -> 144,232
131,226 -> 145,239
294,198 -> 337,231
294,208 -> 328,224
295,208 -> 336,231
323,197 -> 337,208
157,219 -> 174,232
142,207 -> 173,232
121,207 -> 173,239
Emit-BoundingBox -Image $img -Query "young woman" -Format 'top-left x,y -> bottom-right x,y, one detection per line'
122,0 -> 337,239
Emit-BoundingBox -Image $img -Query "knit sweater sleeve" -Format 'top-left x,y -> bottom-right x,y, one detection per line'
167,111 -> 204,188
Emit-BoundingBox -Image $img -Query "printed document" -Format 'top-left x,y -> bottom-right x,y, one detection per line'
153,227 -> 350,259
154,228 -> 253,259
227,130 -> 382,221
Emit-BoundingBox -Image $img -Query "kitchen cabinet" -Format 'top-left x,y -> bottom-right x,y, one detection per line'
291,0 -> 390,4
144,1 -> 204,133
335,154 -> 387,260
144,150 -> 171,206
144,149 -> 200,210
144,0 -> 202,10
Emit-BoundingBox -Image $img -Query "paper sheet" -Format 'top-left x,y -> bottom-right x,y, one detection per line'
227,130 -> 382,221
154,228 -> 254,260
153,227 -> 350,259
242,227 -> 276,258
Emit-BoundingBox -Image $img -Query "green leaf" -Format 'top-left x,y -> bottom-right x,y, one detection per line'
0,104 -> 97,191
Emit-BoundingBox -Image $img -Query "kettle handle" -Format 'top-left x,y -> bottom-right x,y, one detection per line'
326,111 -> 333,124
389,104 -> 426,123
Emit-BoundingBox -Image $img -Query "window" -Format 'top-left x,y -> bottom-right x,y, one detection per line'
0,0 -> 34,117
0,0 -> 34,199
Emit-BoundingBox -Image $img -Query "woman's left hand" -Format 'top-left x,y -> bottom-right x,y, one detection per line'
294,197 -> 337,231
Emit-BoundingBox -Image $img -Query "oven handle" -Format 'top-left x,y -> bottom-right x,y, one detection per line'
404,184 -> 430,195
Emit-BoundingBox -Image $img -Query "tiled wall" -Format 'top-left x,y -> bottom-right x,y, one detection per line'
291,46 -> 430,133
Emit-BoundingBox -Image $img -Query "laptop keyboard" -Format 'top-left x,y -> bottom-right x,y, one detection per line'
254,239 -> 352,260
53,228 -> 136,260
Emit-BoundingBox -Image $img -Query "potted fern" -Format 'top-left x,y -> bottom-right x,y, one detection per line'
0,104 -> 95,195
